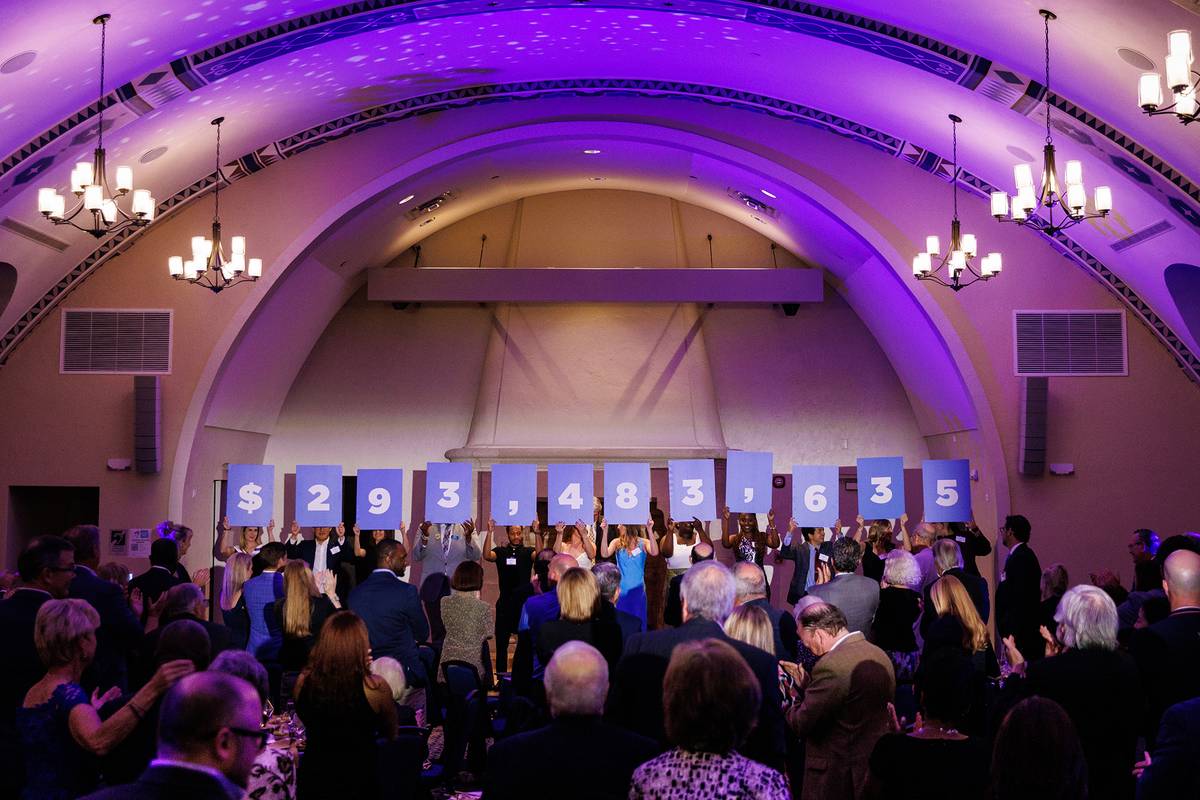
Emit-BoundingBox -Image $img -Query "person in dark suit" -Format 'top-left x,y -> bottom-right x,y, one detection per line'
995,514 -> 1042,663
733,561 -> 797,660
134,584 -> 233,687
593,562 -> 645,642
64,525 -> 143,693
348,539 -> 429,688
942,521 -> 992,578
129,538 -> 184,625
807,537 -> 880,636
293,523 -> 350,585
484,641 -> 659,799
920,538 -> 989,638
776,521 -> 834,605
1131,549 -> 1200,745
80,671 -> 266,800
607,560 -> 785,770
512,553 -> 577,693
662,542 -> 713,627
1137,697 -> 1200,799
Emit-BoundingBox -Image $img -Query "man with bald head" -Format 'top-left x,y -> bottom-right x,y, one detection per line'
662,541 -> 713,627
483,642 -> 658,799
1132,548 -> 1200,745
511,553 -> 576,691
733,561 -> 797,660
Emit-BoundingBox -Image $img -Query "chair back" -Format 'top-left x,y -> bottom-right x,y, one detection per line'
441,659 -> 482,700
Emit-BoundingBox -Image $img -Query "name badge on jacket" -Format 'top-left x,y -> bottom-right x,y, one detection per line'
330,546 -> 341,555
506,557 -> 517,566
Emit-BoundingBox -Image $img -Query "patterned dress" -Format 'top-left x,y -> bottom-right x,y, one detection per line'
15,682 -> 96,800
629,749 -> 790,800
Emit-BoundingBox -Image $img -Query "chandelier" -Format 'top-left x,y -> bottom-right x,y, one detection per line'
990,10 -> 1113,236
167,118 -> 262,292
36,14 -> 156,238
913,115 -> 1001,291
1138,29 -> 1198,125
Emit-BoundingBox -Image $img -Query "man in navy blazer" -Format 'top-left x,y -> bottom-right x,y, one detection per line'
349,539 -> 429,687
807,538 -> 880,637
65,525 -> 143,692
293,524 -> 350,578
1137,697 -> 1200,799
777,522 -> 835,606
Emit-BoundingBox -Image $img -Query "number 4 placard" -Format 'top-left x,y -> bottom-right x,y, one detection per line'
356,469 -> 404,530
791,465 -> 839,527
491,463 -> 537,525
922,459 -> 971,522
856,457 -> 906,519
604,462 -> 650,524
425,462 -> 473,524
668,459 -> 717,521
296,465 -> 343,527
548,464 -> 594,525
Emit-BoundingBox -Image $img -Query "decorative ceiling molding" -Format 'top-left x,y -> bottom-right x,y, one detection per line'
2,78 -> 1195,387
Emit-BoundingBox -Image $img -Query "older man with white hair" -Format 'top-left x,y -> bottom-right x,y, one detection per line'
733,562 -> 796,660
607,560 -> 786,770
482,642 -> 658,800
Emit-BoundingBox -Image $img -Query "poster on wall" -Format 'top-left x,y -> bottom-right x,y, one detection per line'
127,528 -> 153,558
356,469 -> 405,530
548,463 -> 594,525
667,459 -> 717,521
921,459 -> 972,522
726,451 -> 773,513
108,529 -> 127,557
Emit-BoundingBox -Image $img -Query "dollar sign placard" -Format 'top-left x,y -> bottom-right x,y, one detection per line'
227,464 -> 274,526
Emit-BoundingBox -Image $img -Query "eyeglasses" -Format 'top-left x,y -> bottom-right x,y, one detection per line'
224,725 -> 269,750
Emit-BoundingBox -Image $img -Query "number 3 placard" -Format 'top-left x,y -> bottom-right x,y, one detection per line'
856,457 -> 906,519
226,464 -> 274,527
356,469 -> 404,530
491,463 -> 537,526
548,464 -> 594,525
425,462 -> 473,524
668,459 -> 717,521
604,462 -> 651,524
296,465 -> 343,526
791,465 -> 839,527
922,459 -> 971,522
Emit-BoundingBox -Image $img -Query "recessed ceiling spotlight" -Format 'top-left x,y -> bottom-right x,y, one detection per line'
0,51 -> 37,74
582,148 -> 602,155
419,217 -> 436,226
760,189 -> 777,199
398,194 -> 415,205
138,146 -> 168,164
1116,47 -> 1155,71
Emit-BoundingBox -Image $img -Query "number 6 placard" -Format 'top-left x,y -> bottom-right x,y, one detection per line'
604,462 -> 651,524
668,459 -> 717,521
356,469 -> 404,530
791,465 -> 839,527
425,462 -> 473,524
296,465 -> 343,526
922,459 -> 971,522
548,464 -> 594,525
856,457 -> 906,519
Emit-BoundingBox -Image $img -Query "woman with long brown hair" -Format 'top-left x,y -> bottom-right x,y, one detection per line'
218,551 -> 252,650
294,611 -> 397,800
273,560 -> 340,672
601,517 -> 659,630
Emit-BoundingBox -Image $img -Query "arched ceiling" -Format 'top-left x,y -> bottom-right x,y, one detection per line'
1,0 -> 1198,375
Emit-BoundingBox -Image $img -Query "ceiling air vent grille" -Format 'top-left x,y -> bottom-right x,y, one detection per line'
60,309 -> 172,374
1013,310 -> 1126,377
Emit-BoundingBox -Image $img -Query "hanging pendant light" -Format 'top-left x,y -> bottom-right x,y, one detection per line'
167,118 -> 262,292
1138,29 -> 1199,125
990,10 -> 1113,236
913,115 -> 1002,292
36,14 -> 155,238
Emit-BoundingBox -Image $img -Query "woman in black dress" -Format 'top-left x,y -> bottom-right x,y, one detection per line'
273,560 -> 339,673
536,568 -> 623,669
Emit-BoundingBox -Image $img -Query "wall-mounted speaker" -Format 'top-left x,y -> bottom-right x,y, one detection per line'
1018,376 -> 1047,476
134,375 -> 161,474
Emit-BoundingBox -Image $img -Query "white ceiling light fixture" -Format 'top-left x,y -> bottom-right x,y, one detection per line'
398,194 -> 415,205
1138,29 -> 1198,125
167,118 -> 261,293
991,10 -> 1112,236
37,14 -> 156,238
914,115 -> 1002,292
582,148 -> 602,154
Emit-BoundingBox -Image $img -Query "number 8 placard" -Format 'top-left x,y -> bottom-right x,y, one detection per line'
356,469 -> 404,530
667,459 -> 717,521
791,465 -> 839,527
425,462 -> 473,524
856,457 -> 906,519
603,462 -> 651,524
921,459 -> 971,522
296,465 -> 343,527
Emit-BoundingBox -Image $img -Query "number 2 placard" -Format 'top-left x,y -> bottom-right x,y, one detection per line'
226,464 -> 274,527
667,459 -> 717,521
425,462 -> 473,524
922,459 -> 971,522
548,463 -> 594,525
604,462 -> 650,524
295,465 -> 343,527
856,457 -> 905,519
726,451 -> 772,513
356,469 -> 404,530
491,463 -> 537,525
791,465 -> 839,527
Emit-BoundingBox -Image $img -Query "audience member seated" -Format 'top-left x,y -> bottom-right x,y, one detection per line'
788,602 -> 895,800
1136,696 -> 1200,800
537,567 -> 624,670
512,553 -> 577,691
272,560 -> 338,674
724,604 -> 803,710
294,611 -> 398,800
135,583 -> 232,686
128,539 -> 183,625
218,552 -> 252,651
18,599 -> 194,799
661,542 -> 712,627
806,537 -> 880,636
80,672 -> 267,800
593,561 -> 645,641
484,641 -> 659,799
630,639 -> 789,800
242,542 -> 286,662
209,649 -> 296,800
348,539 -> 429,690
439,560 -> 494,682
63,525 -> 143,694
1038,562 -> 1068,633
609,560 -> 785,770
988,697 -> 1087,800
733,562 -> 796,660
922,575 -> 998,680
370,656 -> 418,725
864,648 -> 989,800
919,538 -> 989,637
871,550 -> 922,685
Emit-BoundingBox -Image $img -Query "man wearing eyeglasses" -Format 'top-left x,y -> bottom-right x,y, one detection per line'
81,671 -> 266,799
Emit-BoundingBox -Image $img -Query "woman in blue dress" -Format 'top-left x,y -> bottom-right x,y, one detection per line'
17,599 -> 193,800
601,517 -> 659,629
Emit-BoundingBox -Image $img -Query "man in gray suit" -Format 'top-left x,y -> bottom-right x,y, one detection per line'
807,537 -> 880,635
412,519 -> 481,643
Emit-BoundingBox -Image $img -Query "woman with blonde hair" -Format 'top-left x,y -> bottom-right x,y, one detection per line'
218,551 -> 252,650
920,575 -> 997,736
724,604 -> 804,712
601,517 -> 659,630
213,514 -> 276,562
273,559 -> 340,672
536,567 -> 623,668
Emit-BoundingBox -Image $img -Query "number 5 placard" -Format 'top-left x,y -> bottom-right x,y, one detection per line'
296,465 -> 343,526
668,459 -> 717,521
791,465 -> 839,527
226,464 -> 274,527
922,459 -> 971,522
548,464 -> 594,525
856,457 -> 906,519
356,469 -> 404,530
604,462 -> 650,524
425,462 -> 473,524
491,463 -> 537,526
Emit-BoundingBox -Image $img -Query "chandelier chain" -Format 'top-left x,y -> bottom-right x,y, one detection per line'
98,17 -> 107,152
951,118 -> 959,219
214,121 -> 221,223
1044,12 -> 1052,144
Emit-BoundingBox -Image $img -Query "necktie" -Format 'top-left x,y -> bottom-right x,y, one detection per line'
806,545 -> 816,590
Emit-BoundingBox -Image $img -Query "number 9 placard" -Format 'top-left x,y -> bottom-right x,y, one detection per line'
356,469 -> 404,530
548,463 -> 594,525
226,464 -> 274,527
856,457 -> 906,519
425,462 -> 473,524
922,459 -> 971,522
667,459 -> 717,521
296,465 -> 343,527
791,465 -> 839,527
491,463 -> 537,526
603,462 -> 651,524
